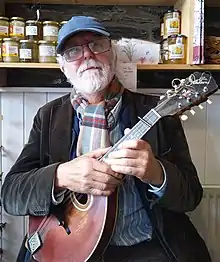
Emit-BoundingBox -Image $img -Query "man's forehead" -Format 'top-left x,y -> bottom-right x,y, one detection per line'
64,32 -> 102,48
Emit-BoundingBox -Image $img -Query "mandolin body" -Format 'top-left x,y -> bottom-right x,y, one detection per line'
28,192 -> 118,262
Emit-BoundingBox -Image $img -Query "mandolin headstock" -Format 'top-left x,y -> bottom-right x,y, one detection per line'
155,71 -> 218,119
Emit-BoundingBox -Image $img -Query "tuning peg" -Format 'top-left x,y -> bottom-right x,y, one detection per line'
206,99 -> 212,105
198,104 -> 204,110
180,114 -> 188,121
190,109 -> 196,115
160,95 -> 165,100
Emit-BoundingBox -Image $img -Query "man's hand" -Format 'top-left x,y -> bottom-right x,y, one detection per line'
105,139 -> 164,186
55,147 -> 123,196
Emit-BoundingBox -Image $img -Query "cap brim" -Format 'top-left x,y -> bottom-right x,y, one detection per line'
57,28 -> 110,54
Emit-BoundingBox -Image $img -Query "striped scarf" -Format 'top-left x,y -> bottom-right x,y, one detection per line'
71,76 -> 124,156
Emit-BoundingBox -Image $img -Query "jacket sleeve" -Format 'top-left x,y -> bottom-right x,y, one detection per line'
154,115 -> 203,213
1,109 -> 60,217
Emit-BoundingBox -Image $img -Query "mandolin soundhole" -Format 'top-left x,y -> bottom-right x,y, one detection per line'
71,192 -> 93,211
75,193 -> 88,205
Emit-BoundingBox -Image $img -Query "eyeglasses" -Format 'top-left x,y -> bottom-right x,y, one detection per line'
62,38 -> 111,62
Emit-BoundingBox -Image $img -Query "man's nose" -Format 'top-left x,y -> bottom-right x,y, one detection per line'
83,45 -> 95,60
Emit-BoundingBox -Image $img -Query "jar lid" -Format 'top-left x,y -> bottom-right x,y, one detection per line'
165,9 -> 181,14
60,21 -> 67,25
11,17 -> 25,21
168,34 -> 186,38
3,37 -> 17,41
26,20 -> 41,24
20,39 -> 38,43
43,21 -> 59,26
39,40 -> 57,44
0,16 -> 9,21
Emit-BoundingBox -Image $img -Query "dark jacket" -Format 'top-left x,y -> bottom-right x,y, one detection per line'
1,89 -> 211,262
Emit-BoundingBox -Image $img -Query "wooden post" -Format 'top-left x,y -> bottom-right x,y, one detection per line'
0,1 -> 6,87
175,0 -> 204,64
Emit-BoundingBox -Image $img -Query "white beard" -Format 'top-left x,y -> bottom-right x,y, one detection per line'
65,59 -> 115,94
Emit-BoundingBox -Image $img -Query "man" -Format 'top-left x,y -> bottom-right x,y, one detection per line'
1,16 -> 211,262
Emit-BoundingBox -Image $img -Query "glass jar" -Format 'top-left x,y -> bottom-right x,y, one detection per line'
19,40 -> 38,62
0,38 -> 2,62
38,40 -> 57,63
167,34 -> 187,64
10,17 -> 25,40
43,21 -> 59,41
164,10 -> 181,39
2,38 -> 19,62
0,17 -> 9,38
160,38 -> 169,64
25,20 -> 42,41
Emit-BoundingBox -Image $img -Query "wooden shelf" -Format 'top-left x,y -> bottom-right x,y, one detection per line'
0,62 -> 60,69
205,0 -> 220,7
138,64 -> 220,70
4,0 -> 176,5
1,63 -> 220,71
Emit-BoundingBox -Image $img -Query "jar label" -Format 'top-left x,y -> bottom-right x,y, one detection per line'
0,26 -> 8,36
20,48 -> 32,59
39,45 -> 56,57
2,44 -> 19,57
26,25 -> 38,36
43,26 -> 58,37
166,18 -> 180,35
169,44 -> 184,59
10,25 -> 24,37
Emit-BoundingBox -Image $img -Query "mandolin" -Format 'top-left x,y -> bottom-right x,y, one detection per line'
27,71 -> 218,262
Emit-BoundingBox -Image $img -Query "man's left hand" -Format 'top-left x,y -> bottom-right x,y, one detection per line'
105,139 -> 164,186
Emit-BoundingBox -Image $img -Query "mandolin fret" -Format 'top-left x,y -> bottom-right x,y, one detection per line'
101,109 -> 161,161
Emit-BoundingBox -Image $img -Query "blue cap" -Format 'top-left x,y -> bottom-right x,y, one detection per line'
57,16 -> 110,54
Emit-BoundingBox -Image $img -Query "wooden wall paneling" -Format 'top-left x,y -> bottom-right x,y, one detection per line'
205,94 -> 220,185
182,102 -> 207,184
1,93 -> 25,262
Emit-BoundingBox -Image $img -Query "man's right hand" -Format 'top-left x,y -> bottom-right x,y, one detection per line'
55,147 -> 123,196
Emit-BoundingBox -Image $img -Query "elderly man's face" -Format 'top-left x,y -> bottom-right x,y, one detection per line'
61,32 -> 115,95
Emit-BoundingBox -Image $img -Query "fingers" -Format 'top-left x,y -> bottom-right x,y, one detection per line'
69,178 -> 117,196
108,148 -> 142,159
85,147 -> 112,159
117,139 -> 150,150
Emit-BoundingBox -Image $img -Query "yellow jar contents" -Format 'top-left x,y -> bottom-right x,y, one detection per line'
19,40 -> 38,62
0,17 -> 9,38
0,39 -> 2,62
167,34 -> 187,64
2,38 -> 19,62
43,21 -> 59,41
10,17 -> 25,40
164,10 -> 181,39
25,20 -> 42,41
39,40 -> 57,63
